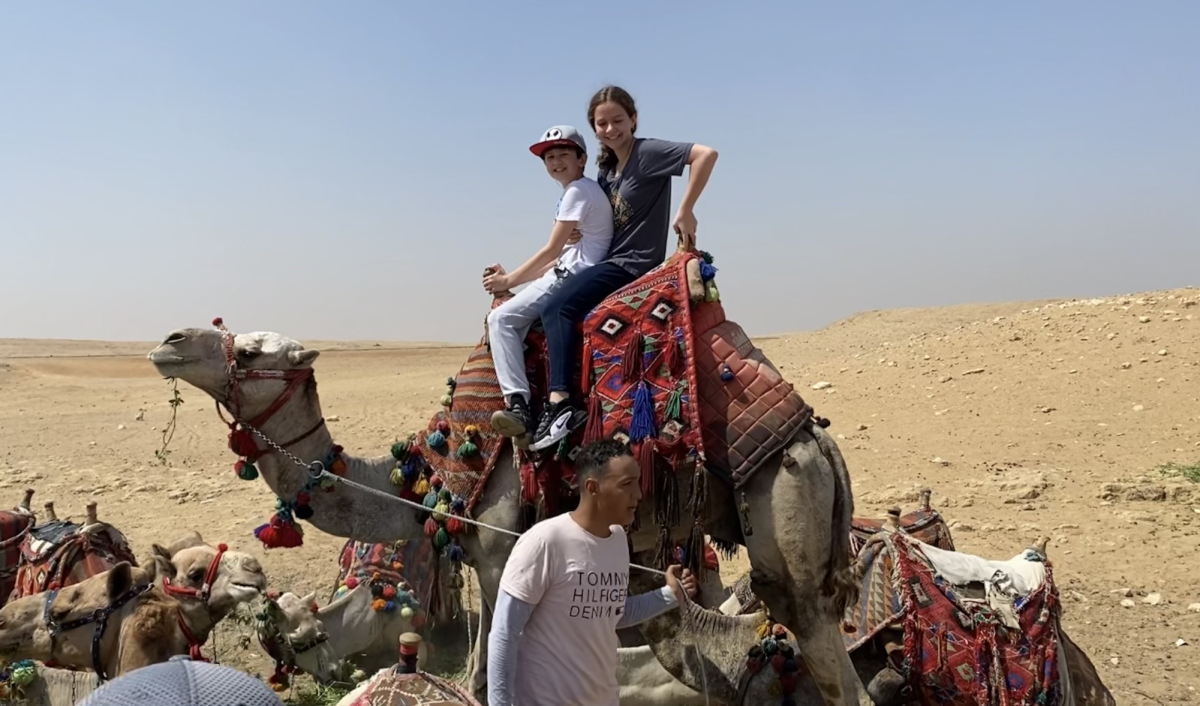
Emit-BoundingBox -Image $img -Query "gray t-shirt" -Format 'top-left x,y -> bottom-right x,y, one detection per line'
598,137 -> 693,277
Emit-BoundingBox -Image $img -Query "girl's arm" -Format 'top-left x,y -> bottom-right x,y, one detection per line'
673,144 -> 719,249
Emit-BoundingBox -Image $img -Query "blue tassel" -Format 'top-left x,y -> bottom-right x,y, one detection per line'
402,459 -> 421,481
699,261 -> 718,282
721,364 -> 734,382
450,496 -> 466,513
427,430 -> 446,448
629,381 -> 657,442
447,541 -> 465,563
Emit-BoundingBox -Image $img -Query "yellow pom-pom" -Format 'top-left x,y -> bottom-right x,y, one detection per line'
271,683 -> 288,693
432,502 -> 449,522
414,477 -> 430,496
464,424 -> 479,437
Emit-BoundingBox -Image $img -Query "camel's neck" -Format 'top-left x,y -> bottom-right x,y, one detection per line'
173,595 -> 220,645
639,602 -> 767,702
246,384 -> 425,543
320,586 -> 392,659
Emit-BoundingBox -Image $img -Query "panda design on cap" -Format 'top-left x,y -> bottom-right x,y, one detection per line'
544,128 -> 562,140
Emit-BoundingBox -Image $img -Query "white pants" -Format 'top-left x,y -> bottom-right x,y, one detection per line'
487,269 -> 565,402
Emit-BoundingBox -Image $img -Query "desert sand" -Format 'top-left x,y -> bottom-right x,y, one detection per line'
2,287 -> 1197,704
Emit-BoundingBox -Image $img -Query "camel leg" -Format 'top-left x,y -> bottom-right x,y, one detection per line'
740,435 -> 867,706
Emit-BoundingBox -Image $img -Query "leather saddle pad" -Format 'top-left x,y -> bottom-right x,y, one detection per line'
694,312 -> 814,487
849,507 -> 956,555
0,509 -> 34,605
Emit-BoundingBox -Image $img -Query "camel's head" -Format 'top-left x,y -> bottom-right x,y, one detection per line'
147,326 -> 320,411
148,531 -> 268,618
265,591 -> 347,684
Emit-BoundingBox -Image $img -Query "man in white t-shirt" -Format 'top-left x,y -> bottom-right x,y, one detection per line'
486,439 -> 697,706
483,125 -> 614,445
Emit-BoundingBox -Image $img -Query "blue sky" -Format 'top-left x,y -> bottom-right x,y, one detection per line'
2,1 -> 1197,343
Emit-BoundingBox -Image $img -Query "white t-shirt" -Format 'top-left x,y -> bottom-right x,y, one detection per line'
498,512 -> 629,706
553,177 -> 614,275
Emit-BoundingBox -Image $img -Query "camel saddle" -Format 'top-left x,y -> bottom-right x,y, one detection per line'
10,518 -> 138,600
0,506 -> 35,606
848,500 -> 955,557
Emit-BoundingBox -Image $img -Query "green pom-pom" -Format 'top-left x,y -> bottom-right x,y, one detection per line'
438,488 -> 453,504
9,661 -> 37,688
389,467 -> 406,486
391,442 -> 409,462
458,438 -> 478,457
699,250 -> 714,264
433,527 -> 451,551
236,461 -> 259,481
705,281 -> 720,303
440,393 -> 453,407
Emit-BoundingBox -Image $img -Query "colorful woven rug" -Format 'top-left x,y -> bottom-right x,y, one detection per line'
890,533 -> 1064,705
346,668 -> 482,706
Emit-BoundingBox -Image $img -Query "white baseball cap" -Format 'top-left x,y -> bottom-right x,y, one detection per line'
529,125 -> 587,158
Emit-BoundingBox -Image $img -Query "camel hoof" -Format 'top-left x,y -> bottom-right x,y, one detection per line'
866,667 -> 906,706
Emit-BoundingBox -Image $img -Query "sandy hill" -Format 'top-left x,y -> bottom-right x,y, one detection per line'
1,286 -> 1197,704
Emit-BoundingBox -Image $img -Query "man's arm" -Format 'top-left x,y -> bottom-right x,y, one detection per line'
616,586 -> 677,629
488,589 -> 535,706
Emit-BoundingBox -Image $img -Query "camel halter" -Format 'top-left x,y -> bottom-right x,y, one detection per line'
212,317 -> 325,455
42,582 -> 155,682
159,543 -> 229,662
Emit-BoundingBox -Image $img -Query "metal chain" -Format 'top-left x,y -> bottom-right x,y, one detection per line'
243,424 -> 667,578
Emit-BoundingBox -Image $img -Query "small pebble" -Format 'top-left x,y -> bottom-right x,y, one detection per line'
1120,599 -> 1135,608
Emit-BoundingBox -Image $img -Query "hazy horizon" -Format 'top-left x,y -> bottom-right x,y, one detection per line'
3,1 -> 1198,344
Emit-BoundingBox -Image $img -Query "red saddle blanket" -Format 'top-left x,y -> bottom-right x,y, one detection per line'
886,533 -> 1063,705
393,250 -> 814,571
347,669 -> 482,706
10,520 -> 138,600
0,508 -> 35,606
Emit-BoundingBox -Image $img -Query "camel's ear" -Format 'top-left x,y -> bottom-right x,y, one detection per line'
164,531 -> 205,556
106,562 -> 133,600
300,591 -> 318,612
288,349 -> 320,367
151,543 -> 177,580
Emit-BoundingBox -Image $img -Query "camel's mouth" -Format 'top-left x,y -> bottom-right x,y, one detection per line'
228,579 -> 268,601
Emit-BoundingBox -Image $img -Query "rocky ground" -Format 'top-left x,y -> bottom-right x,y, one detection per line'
1,286 -> 1197,704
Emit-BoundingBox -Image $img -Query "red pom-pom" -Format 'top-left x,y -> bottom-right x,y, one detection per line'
772,623 -> 787,638
446,517 -> 466,534
771,653 -> 785,671
424,518 -> 439,537
254,515 -> 304,549
408,444 -> 423,459
382,585 -> 397,600
217,543 -> 228,552
229,429 -> 258,457
430,474 -> 442,488
436,420 -> 451,434
345,577 -> 359,589
412,612 -> 427,630
296,492 -> 311,506
212,317 -> 224,327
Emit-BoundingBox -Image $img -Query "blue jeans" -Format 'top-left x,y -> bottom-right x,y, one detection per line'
541,262 -> 637,394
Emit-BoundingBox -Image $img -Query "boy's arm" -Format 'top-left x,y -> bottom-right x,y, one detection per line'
503,219 -> 577,289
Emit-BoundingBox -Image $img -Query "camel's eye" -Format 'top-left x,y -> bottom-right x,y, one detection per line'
188,568 -> 205,582
238,349 -> 261,360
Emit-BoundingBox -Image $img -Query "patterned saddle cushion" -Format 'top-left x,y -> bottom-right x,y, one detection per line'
849,506 -> 955,556
0,508 -> 34,605
346,669 -> 482,706
11,520 -> 138,599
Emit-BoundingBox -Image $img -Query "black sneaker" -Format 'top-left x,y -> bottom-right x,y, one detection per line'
491,400 -> 533,447
529,399 -> 588,452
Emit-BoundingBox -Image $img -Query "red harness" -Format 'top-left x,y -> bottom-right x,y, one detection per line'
212,318 -> 325,458
160,543 -> 229,662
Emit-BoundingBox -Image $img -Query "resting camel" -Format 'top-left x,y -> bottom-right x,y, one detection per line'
260,586 -> 430,685
0,532 -> 266,681
148,318 -> 864,705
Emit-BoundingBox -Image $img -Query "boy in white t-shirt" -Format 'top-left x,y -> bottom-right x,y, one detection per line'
483,125 -> 614,445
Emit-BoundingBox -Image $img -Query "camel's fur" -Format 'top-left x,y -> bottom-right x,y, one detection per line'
148,327 -> 867,705
0,533 -> 266,679
270,587 -> 428,684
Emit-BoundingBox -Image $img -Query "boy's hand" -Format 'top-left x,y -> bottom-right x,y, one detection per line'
565,228 -> 583,245
482,265 -> 510,295
664,565 -> 698,604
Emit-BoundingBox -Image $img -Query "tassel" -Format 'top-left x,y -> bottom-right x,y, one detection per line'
583,392 -> 604,444
638,440 -> 656,502
390,441 -> 410,462
414,477 -> 430,496
721,364 -> 734,382
254,515 -> 304,549
685,522 -> 707,580
581,343 -> 594,391
664,332 -> 681,375
665,386 -> 682,422
705,281 -> 721,303
629,382 -> 656,442
446,516 -> 466,534
520,458 -> 539,503
424,518 -> 439,536
389,466 -> 405,487
458,438 -> 478,457
621,331 -> 643,382
229,428 -> 258,457
655,464 -> 680,530
427,430 -> 446,448
434,527 -> 451,551
699,261 -> 718,282
653,525 -> 673,570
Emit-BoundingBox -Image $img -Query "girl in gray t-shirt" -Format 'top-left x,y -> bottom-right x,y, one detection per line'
528,85 -> 719,453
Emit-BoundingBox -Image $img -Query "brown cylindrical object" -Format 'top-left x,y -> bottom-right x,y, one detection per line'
920,489 -> 932,511
1032,535 -> 1050,556
20,488 -> 35,510
86,502 -> 99,525
886,507 -> 901,531
44,501 -> 58,521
